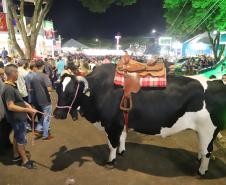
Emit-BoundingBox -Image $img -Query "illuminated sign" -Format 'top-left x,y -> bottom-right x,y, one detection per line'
159,37 -> 172,46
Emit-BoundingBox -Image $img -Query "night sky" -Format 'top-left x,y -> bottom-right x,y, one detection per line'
47,0 -> 165,40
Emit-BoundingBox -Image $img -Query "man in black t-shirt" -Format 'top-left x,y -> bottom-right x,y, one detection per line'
1,64 -> 37,169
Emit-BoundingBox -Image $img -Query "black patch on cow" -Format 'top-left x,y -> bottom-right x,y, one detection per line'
0,118 -> 12,152
205,80 -> 226,130
82,64 -> 204,135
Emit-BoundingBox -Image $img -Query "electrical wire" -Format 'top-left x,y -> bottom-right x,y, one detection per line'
168,0 -> 190,32
183,0 -> 225,40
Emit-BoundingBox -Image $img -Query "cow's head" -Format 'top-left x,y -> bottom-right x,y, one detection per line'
53,74 -> 89,120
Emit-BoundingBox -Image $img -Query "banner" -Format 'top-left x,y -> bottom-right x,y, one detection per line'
0,12 -> 7,31
43,20 -> 55,39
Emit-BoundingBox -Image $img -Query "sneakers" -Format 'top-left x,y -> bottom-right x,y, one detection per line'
22,160 -> 35,169
42,135 -> 54,140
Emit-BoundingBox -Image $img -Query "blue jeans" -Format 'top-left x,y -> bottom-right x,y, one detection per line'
36,104 -> 52,138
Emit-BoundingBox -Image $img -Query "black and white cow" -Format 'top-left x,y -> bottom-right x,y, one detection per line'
53,64 -> 226,176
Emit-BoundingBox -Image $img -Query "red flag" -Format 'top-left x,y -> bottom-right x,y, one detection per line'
0,12 -> 7,31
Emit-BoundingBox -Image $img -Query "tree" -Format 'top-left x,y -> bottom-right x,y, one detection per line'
164,0 -> 226,61
6,0 -> 136,60
6,0 -> 53,60
79,0 -> 137,13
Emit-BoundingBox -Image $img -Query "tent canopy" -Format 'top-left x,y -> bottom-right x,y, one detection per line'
62,39 -> 89,49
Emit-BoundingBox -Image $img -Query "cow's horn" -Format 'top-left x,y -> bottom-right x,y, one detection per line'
76,76 -> 89,93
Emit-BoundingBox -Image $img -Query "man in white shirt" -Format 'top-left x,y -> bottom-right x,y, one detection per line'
16,60 -> 31,131
17,60 -> 28,102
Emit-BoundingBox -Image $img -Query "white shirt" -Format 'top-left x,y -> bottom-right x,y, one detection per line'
16,67 -> 28,98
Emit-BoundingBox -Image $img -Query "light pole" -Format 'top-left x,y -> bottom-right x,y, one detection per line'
115,33 -> 122,50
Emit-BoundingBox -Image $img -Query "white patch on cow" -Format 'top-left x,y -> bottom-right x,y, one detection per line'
196,104 -> 216,175
159,112 -> 196,138
118,126 -> 127,154
187,75 -> 208,90
107,138 -> 117,162
159,102 -> 216,175
93,122 -> 105,131
76,76 -> 89,93
62,77 -> 72,92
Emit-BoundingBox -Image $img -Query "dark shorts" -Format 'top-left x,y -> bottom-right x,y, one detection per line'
10,121 -> 27,145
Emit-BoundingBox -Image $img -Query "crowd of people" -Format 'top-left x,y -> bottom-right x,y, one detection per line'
176,55 -> 218,74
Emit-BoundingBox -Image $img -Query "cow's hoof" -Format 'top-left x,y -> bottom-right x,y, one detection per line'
118,150 -> 125,157
197,170 -> 208,177
105,159 -> 116,169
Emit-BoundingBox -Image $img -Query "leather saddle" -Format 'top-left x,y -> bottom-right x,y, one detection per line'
116,59 -> 165,77
116,59 -> 166,112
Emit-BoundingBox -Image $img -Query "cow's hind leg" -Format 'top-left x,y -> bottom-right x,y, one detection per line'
196,116 -> 217,176
118,125 -> 127,156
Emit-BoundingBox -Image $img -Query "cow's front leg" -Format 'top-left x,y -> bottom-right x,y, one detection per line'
105,126 -> 123,167
107,139 -> 117,165
118,126 -> 127,156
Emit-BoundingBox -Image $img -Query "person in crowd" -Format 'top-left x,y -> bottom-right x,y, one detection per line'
102,56 -> 110,64
1,64 -> 37,169
17,60 -> 31,131
24,63 -> 37,105
17,60 -> 29,102
1,47 -> 8,64
50,59 -> 58,89
44,58 -> 53,80
56,56 -> 65,78
31,60 -> 53,140
0,67 -> 4,81
222,74 -> 226,85
79,61 -> 90,76
62,61 -> 78,76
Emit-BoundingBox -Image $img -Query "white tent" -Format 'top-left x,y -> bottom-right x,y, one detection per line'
62,39 -> 89,52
